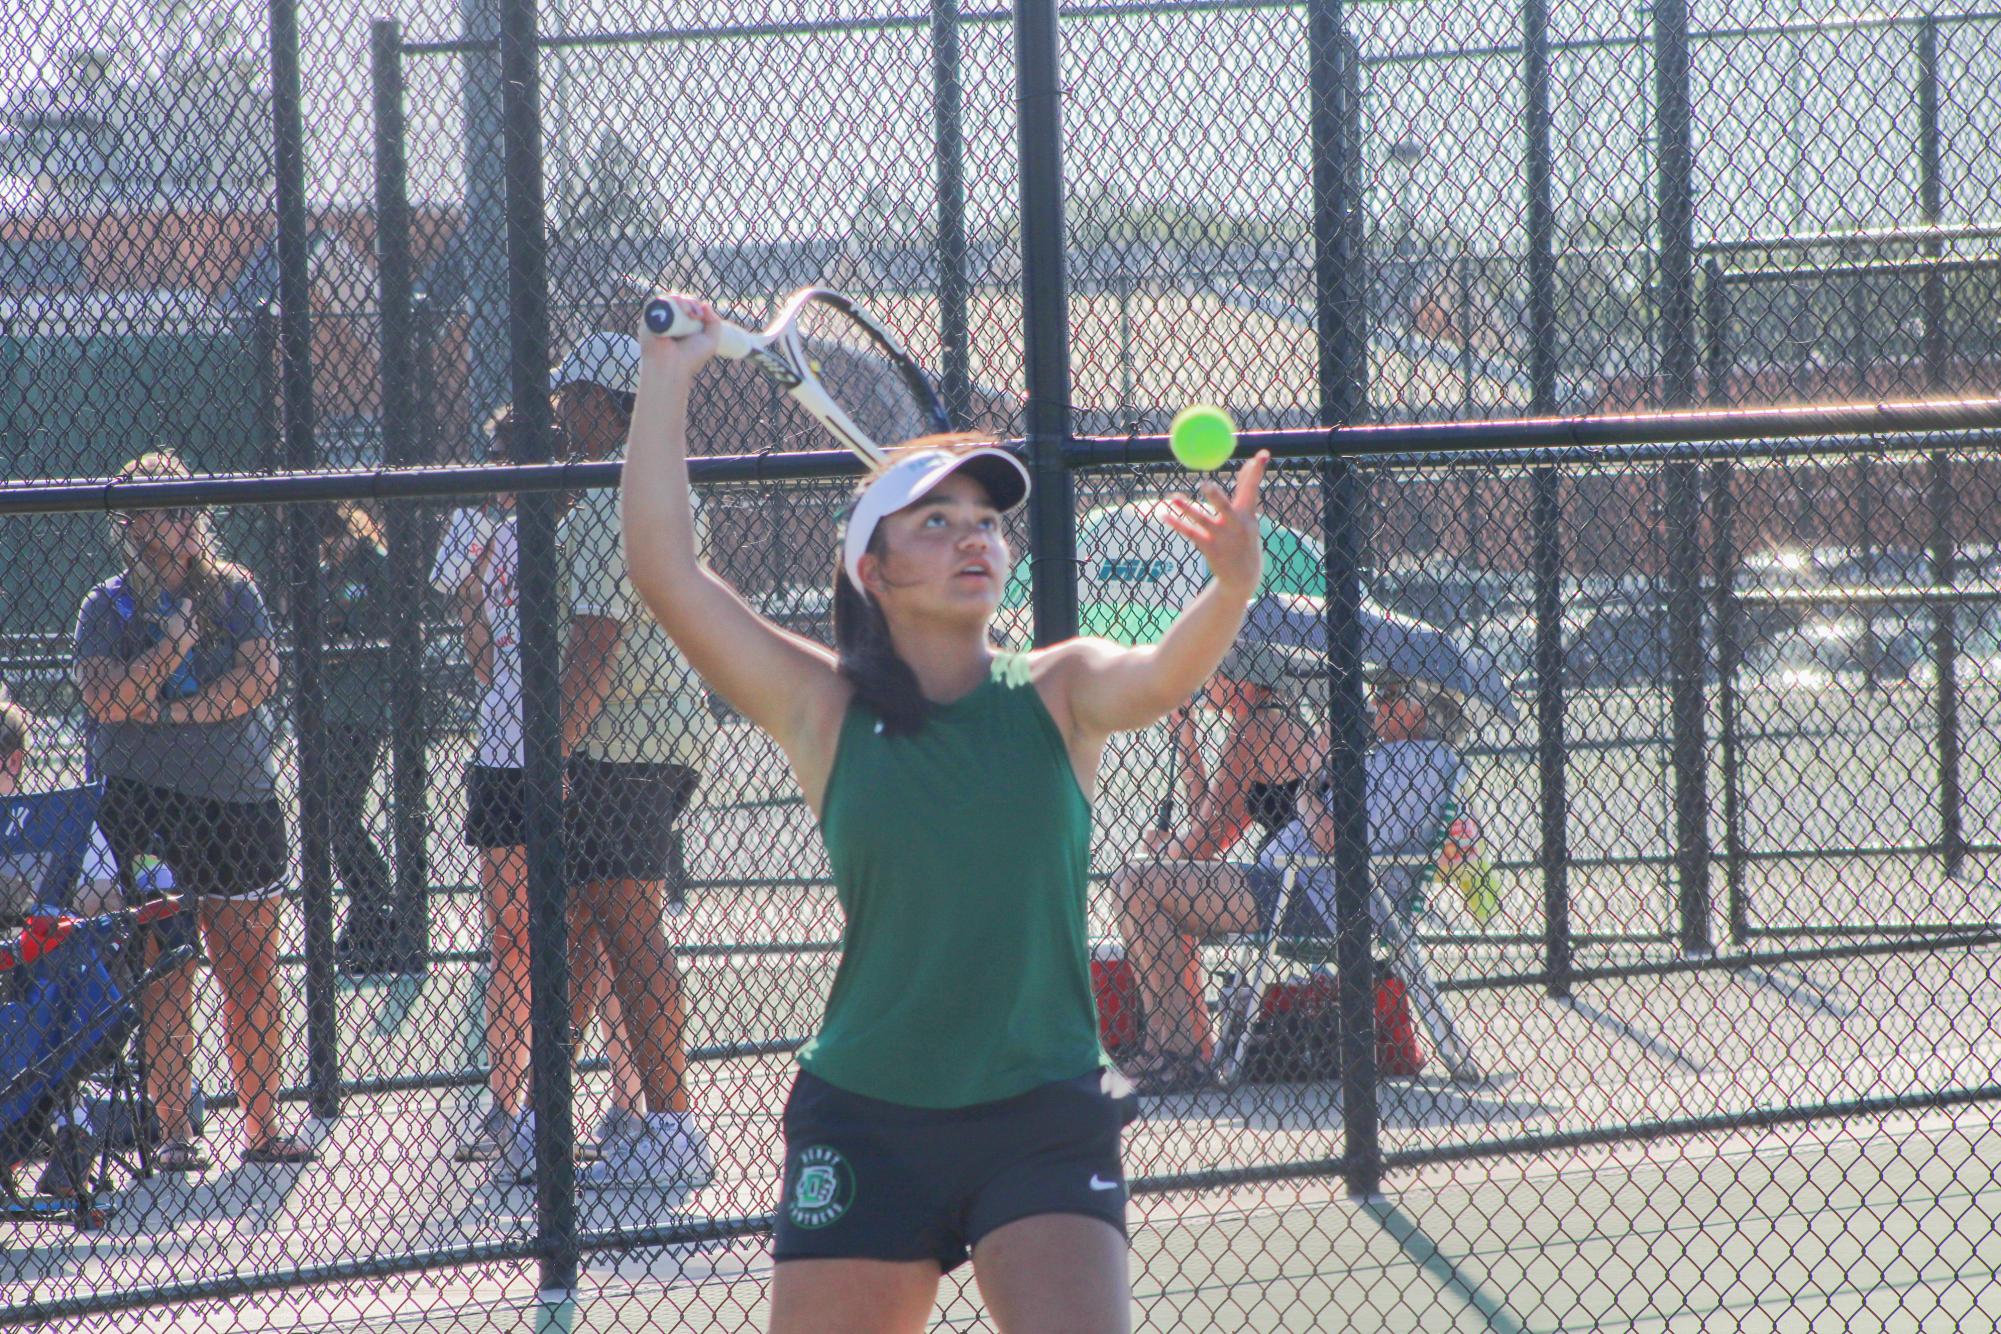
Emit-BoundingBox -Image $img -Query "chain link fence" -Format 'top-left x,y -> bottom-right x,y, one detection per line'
6,0 -> 2001,1329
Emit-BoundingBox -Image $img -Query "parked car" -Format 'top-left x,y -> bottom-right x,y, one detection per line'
1740,614 -> 1927,688
1468,605 -> 1591,689
1562,603 -> 1719,688
1366,560 -> 1530,631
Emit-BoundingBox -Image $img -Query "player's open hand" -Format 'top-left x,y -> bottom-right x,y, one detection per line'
1155,449 -> 1269,597
636,292 -> 722,379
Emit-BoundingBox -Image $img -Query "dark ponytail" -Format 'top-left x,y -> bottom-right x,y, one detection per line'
832,550 -> 931,736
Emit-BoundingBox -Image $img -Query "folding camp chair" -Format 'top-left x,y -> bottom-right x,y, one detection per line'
1214,747 -> 1482,1086
0,784 -> 187,1229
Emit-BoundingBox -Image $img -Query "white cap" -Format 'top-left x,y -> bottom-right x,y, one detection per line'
551,331 -> 641,395
842,447 -> 1031,593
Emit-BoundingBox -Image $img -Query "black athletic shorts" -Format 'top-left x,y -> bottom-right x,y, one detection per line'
772,1067 -> 1137,1272
463,764 -> 525,849
563,758 -> 697,885
96,777 -> 288,901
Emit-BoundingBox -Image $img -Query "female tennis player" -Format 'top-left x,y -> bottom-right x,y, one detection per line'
622,296 -> 1268,1334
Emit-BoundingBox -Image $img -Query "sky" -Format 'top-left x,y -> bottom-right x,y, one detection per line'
6,1 -> 1996,246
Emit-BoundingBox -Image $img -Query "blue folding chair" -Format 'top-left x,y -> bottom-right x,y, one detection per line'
0,785 -> 188,1229
0,784 -> 104,923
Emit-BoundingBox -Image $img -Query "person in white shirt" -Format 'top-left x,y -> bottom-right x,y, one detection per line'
432,410 -> 642,1176
547,333 -> 718,1190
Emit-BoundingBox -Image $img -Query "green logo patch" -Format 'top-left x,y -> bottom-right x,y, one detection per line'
787,1145 -> 855,1229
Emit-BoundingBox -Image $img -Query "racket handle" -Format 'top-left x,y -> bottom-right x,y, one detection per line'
1154,798 -> 1173,831
642,296 -> 702,338
640,299 -> 755,360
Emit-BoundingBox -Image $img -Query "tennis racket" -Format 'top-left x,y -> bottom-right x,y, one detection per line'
642,287 -> 950,468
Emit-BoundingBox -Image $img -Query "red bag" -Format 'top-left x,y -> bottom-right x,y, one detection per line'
1374,970 -> 1427,1077
1243,973 -> 1340,1083
1091,942 -> 1141,1055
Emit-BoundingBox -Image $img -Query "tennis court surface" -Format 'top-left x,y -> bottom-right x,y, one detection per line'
8,932 -> 1999,1331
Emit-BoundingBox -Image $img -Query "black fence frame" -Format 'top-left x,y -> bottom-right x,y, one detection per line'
12,0 -> 2001,1323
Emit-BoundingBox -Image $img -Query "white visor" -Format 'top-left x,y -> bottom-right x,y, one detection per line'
550,331 -> 641,395
842,448 -> 1031,593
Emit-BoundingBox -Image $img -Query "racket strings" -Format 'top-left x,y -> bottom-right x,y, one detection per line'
792,300 -> 944,451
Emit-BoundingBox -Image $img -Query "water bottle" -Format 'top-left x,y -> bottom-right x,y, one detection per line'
133,854 -> 195,958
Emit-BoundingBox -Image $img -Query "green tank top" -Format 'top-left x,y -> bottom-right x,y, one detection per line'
798,652 -> 1105,1108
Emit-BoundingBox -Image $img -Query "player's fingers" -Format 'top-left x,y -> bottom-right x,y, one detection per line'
1231,451 -> 1271,512
1155,510 -> 1212,546
1163,496 -> 1223,539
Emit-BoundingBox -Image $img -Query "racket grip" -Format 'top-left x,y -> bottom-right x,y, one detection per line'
642,296 -> 702,338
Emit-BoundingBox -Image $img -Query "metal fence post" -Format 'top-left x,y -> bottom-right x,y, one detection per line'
931,0 -> 974,428
1015,0 -> 1077,645
1846,270 -> 1878,662
268,0 -> 339,1121
1918,12 -> 1967,878
412,291 -> 443,461
1704,262 -> 1747,945
1652,0 -> 1711,956
251,302 -> 286,569
494,0 -> 576,1308
461,0 -> 511,444
1309,0 -> 1381,1200
372,18 -> 432,974
1919,15 -> 1948,390
1523,0 -> 1571,998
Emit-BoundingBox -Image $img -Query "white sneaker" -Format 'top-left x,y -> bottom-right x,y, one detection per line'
452,1102 -> 513,1164
500,1107 -> 535,1184
572,1106 -> 636,1186
595,1111 -> 714,1191
591,1105 -> 638,1154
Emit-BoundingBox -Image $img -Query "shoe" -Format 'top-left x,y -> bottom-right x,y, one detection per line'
500,1107 -> 536,1184
581,1106 -> 637,1166
1126,1048 -> 1217,1097
591,1111 -> 715,1191
34,1125 -> 94,1198
452,1103 -> 513,1163
243,1133 -> 317,1165
88,1079 -> 202,1149
155,1137 -> 211,1173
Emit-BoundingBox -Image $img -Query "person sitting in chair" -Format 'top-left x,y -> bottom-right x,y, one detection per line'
1143,641 -> 1320,865
1111,674 -> 1464,1095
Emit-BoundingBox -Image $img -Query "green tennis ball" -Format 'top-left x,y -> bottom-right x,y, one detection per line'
1169,405 -> 1237,471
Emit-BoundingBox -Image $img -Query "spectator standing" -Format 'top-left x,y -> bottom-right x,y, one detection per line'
550,332 -> 717,1188
319,500 -> 401,976
72,450 -> 309,1170
436,411 -> 644,1174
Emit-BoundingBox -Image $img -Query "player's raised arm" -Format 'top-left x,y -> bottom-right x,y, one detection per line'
620,295 -> 845,748
1052,451 -> 1270,738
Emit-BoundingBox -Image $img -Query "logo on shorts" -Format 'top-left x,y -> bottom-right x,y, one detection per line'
787,1145 -> 855,1229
